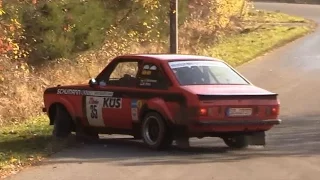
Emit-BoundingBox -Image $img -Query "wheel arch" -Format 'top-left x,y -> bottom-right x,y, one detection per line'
48,102 -> 75,126
140,98 -> 174,123
138,104 -> 173,127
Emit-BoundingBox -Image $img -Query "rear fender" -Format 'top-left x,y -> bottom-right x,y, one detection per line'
140,98 -> 174,124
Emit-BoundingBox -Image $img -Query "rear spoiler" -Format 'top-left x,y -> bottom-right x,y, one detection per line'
197,93 -> 278,101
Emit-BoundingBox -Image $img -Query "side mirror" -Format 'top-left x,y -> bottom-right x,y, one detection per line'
88,78 -> 98,87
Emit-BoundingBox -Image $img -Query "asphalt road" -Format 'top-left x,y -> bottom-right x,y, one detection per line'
6,2 -> 320,180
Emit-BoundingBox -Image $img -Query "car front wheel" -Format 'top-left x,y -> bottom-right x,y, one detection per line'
141,112 -> 173,150
52,105 -> 73,138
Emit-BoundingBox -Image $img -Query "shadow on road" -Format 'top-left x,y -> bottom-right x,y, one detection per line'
23,114 -> 319,167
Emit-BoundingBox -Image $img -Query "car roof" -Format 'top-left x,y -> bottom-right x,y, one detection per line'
117,54 -> 224,62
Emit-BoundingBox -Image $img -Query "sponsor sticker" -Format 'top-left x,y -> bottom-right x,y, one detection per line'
131,99 -> 143,109
88,97 -> 99,105
139,79 -> 157,86
86,96 -> 105,127
168,61 -> 224,69
57,89 -> 113,97
137,100 -> 143,109
131,108 -> 139,121
102,97 -> 122,109
131,99 -> 143,121
131,99 -> 138,108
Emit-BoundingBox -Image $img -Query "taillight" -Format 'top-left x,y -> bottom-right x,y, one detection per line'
198,108 -> 208,116
266,106 -> 279,116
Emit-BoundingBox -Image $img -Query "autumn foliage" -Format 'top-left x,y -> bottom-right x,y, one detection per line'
0,0 -> 252,63
0,0 -> 253,125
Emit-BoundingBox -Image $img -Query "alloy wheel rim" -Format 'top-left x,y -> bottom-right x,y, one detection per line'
144,116 -> 161,145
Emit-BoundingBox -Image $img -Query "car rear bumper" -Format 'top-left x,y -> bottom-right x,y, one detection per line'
194,119 -> 281,126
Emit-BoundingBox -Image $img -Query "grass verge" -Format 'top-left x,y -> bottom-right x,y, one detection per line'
199,25 -> 314,67
245,9 -> 307,23
0,116 -> 52,178
0,11 -> 317,178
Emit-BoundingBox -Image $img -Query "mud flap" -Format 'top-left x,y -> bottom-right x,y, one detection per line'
176,137 -> 190,149
248,132 -> 266,146
173,126 -> 190,149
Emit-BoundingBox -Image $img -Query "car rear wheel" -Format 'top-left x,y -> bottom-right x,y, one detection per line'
141,112 -> 173,150
222,135 -> 249,149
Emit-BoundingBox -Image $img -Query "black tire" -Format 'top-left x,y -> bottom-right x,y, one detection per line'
141,112 -> 173,150
222,135 -> 249,149
52,105 -> 73,138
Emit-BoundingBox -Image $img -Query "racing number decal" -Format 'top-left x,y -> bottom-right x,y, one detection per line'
90,104 -> 98,119
86,96 -> 105,127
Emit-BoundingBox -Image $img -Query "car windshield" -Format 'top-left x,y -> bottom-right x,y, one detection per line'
168,60 -> 249,85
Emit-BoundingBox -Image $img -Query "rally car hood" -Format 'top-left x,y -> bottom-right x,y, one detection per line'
47,84 -> 88,90
55,84 -> 88,89
181,84 -> 276,96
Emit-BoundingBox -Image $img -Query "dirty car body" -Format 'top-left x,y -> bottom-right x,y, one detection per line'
43,54 -> 281,150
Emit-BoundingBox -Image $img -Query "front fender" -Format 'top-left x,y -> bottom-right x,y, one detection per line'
47,95 -> 76,122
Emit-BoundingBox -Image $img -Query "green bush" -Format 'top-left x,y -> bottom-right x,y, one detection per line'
18,0 -> 117,63
12,0 -> 189,63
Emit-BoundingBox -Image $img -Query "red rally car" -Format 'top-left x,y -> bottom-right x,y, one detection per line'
42,54 -> 281,150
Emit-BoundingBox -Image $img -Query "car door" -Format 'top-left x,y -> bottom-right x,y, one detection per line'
94,59 -> 142,129
127,61 -> 175,121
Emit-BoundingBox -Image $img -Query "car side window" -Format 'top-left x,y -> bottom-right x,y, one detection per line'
99,61 -> 139,87
137,63 -> 169,89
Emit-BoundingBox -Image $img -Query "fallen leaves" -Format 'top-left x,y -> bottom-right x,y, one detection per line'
0,116 -> 53,177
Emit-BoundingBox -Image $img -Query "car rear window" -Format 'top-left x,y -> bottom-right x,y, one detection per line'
168,60 -> 249,85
